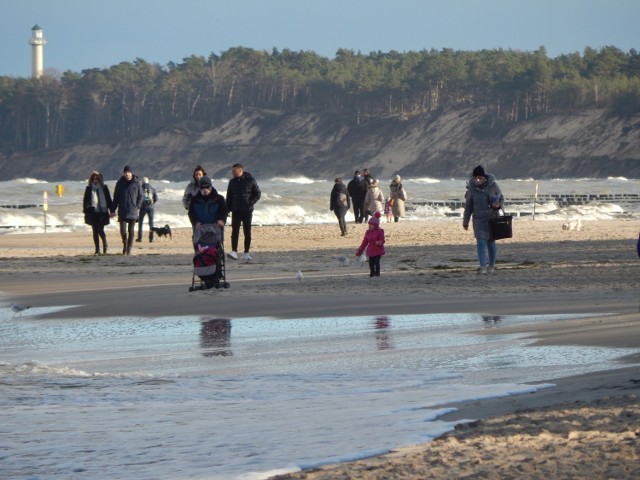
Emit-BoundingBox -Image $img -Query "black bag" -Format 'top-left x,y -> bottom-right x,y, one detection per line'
491,210 -> 513,240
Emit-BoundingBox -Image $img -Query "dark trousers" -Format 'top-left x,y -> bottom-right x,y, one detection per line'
137,207 -> 155,241
91,223 -> 107,253
334,208 -> 347,235
368,255 -> 381,277
231,210 -> 253,253
352,201 -> 365,223
119,220 -> 136,253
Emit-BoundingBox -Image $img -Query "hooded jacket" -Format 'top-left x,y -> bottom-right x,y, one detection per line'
226,172 -> 261,212
356,223 -> 386,257
462,173 -> 504,240
330,182 -> 351,212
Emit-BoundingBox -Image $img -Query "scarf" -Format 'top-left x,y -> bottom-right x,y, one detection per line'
91,184 -> 108,213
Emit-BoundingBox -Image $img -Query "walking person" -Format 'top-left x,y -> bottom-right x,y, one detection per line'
112,165 -> 144,255
388,175 -> 408,222
226,163 -> 261,261
136,177 -> 158,243
82,170 -> 114,255
188,176 -> 227,230
462,165 -> 504,274
347,170 -> 367,223
330,177 -> 351,236
355,212 -> 386,277
182,165 -> 207,210
364,179 -> 385,217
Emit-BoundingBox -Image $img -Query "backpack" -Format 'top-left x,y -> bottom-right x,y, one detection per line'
338,192 -> 348,208
144,187 -> 154,206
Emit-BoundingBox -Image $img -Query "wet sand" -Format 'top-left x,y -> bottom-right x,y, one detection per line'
1,218 -> 639,479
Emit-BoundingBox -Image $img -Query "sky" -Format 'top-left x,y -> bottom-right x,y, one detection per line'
1,0 -> 638,78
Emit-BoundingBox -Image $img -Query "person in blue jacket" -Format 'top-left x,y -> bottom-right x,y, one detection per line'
188,176 -> 227,228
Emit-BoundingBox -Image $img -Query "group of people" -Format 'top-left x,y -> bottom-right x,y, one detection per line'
83,165 -> 158,256
84,161 -> 504,277
183,164 -> 261,261
83,163 -> 261,260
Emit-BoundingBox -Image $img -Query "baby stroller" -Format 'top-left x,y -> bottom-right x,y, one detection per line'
189,224 -> 230,291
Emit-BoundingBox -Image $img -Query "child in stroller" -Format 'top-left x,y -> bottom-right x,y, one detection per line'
188,176 -> 229,291
191,224 -> 229,290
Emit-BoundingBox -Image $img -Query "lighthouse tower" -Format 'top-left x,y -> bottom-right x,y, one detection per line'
29,25 -> 47,78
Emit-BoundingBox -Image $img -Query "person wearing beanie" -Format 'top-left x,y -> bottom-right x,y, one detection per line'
462,164 -> 504,274
112,165 -> 144,255
389,174 -> 408,223
347,170 -> 367,224
136,176 -> 158,243
355,211 -> 386,277
188,175 -> 227,250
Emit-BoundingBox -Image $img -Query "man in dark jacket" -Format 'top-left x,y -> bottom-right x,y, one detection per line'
330,177 -> 351,236
225,163 -> 261,261
188,176 -> 228,228
347,170 -> 367,224
136,177 -> 158,243
113,165 -> 144,255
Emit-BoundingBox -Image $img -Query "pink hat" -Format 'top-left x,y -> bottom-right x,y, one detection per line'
368,211 -> 382,225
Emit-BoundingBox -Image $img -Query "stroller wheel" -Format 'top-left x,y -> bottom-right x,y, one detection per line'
223,282 -> 230,289
188,287 -> 195,292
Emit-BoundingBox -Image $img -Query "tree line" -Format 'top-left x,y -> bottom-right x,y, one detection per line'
1,45 -> 639,153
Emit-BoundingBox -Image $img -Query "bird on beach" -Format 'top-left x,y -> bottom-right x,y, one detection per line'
296,270 -> 304,281
10,303 -> 31,316
333,255 -> 350,267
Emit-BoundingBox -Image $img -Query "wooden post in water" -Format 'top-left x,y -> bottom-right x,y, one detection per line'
43,191 -> 48,232
532,182 -> 538,220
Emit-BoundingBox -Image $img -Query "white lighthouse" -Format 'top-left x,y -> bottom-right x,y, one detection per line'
29,24 -> 47,78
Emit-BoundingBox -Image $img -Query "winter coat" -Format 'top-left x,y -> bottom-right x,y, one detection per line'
140,182 -> 158,213
364,184 -> 385,214
356,226 -> 386,257
188,188 -> 228,226
182,179 -> 199,210
113,175 -> 144,221
226,172 -> 261,212
330,182 -> 351,213
389,181 -> 407,218
83,184 -> 113,226
462,173 -> 504,240
347,176 -> 367,205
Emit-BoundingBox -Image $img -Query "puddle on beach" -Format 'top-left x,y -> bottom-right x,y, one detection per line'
2,306 -> 638,480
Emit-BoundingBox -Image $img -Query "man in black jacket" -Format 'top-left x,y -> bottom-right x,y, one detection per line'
347,170 -> 367,224
225,163 -> 261,261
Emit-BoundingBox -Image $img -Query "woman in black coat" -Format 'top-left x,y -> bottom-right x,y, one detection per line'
330,177 -> 351,236
83,171 -> 114,255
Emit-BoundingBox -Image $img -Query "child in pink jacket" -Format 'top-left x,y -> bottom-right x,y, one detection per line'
355,211 -> 386,277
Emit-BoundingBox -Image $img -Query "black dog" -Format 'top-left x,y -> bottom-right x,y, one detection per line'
151,224 -> 172,239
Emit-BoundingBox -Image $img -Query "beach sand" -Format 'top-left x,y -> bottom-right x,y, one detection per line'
1,218 -> 639,479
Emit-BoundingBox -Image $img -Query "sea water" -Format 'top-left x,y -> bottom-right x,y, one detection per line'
1,176 -> 639,233
1,306 -> 638,479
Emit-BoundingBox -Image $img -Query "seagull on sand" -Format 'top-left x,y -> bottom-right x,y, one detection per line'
333,255 -> 350,267
10,303 -> 31,316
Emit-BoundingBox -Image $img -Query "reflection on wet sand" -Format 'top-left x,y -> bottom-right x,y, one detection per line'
482,315 -> 502,328
374,316 -> 394,351
200,318 -> 232,357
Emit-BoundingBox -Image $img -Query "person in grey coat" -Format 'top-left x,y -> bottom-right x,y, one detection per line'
113,165 -> 144,255
462,165 -> 504,274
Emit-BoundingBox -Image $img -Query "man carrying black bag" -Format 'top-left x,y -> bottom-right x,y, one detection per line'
462,165 -> 504,275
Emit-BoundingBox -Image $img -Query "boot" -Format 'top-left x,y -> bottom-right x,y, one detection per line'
149,232 -> 154,243
103,241 -> 108,255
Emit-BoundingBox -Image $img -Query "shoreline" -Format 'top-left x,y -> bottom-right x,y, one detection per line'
1,219 -> 639,479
